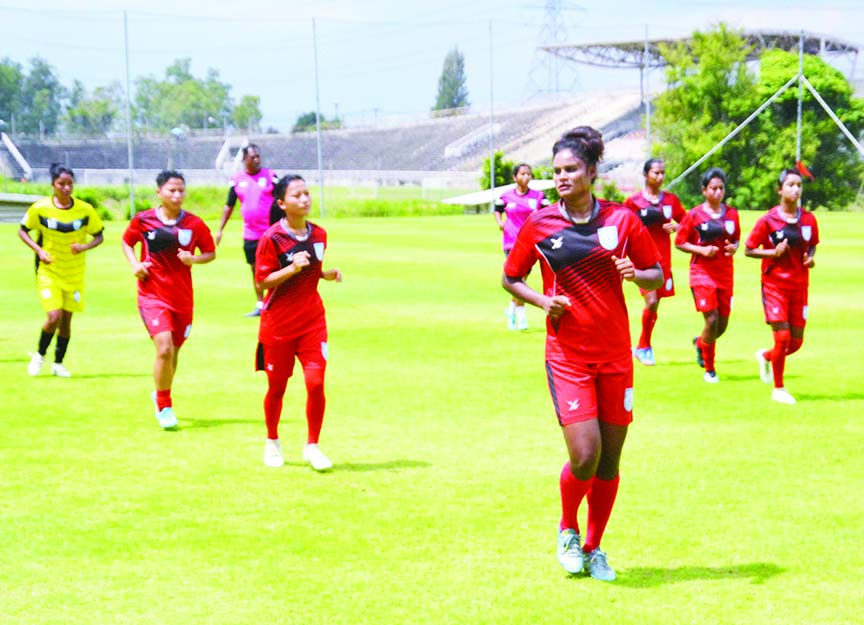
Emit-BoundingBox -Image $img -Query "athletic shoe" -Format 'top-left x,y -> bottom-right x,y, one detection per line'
633,347 -> 656,366
244,308 -> 261,317
506,307 -> 517,331
27,352 -> 44,376
302,443 -> 333,471
556,529 -> 584,574
50,363 -> 71,378
755,349 -> 772,384
150,391 -> 159,417
264,439 -> 284,467
585,548 -> 616,581
703,370 -> 720,384
771,388 -> 796,405
516,313 -> 529,331
692,337 -> 705,368
156,406 -> 178,429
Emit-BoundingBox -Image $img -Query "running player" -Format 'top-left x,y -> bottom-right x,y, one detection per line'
121,170 -> 216,429
19,163 -> 104,377
744,168 -> 818,405
674,168 -> 741,383
503,127 -> 662,581
623,158 -> 686,365
255,174 -> 342,471
215,144 -> 279,317
495,163 -> 549,330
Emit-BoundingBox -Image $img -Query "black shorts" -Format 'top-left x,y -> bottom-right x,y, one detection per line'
243,239 -> 258,266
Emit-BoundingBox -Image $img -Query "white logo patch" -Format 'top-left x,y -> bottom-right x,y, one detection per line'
238,180 -> 248,188
801,225 -> 812,242
665,277 -> 673,291
662,205 -> 672,219
258,177 -> 267,188
725,220 -> 735,235
183,324 -> 192,338
152,318 -> 159,326
551,236 -> 563,250
775,230 -> 785,239
266,362 -> 274,371
73,291 -> 81,303
147,231 -> 156,240
529,199 -> 538,210
321,342 -> 328,361
47,218 -> 57,230
507,202 -> 516,210
73,219 -> 82,231
41,288 -> 52,299
803,305 -> 808,320
597,225 -> 619,250
313,242 -> 325,261
623,387 -> 634,412
567,399 -> 580,412
177,229 -> 192,246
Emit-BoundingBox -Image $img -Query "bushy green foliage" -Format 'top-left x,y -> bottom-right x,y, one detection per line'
480,151 -> 515,190
654,24 -> 864,211
433,47 -> 469,111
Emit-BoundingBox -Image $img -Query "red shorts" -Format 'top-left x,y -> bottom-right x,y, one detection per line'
545,355 -> 634,426
138,302 -> 193,348
639,265 -> 675,298
691,285 -> 733,317
256,326 -> 328,382
762,284 -> 808,327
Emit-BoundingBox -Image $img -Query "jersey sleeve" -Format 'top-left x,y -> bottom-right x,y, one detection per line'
20,203 -> 40,231
503,219 -> 538,277
674,213 -> 695,246
807,214 -> 820,247
85,204 -> 105,236
194,219 -> 216,254
625,213 -> 661,269
623,195 -> 638,211
226,184 -> 238,207
122,215 -> 143,247
494,199 -> 506,214
254,233 -> 280,283
671,196 -> 687,222
745,216 -> 769,250
730,210 -> 741,243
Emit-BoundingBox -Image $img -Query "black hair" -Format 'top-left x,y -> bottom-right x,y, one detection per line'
700,167 -> 726,189
49,162 -> 74,183
242,143 -> 260,158
552,127 -> 604,181
273,174 -> 305,202
512,163 -> 532,178
643,158 -> 664,175
156,169 -> 185,188
778,167 -> 802,186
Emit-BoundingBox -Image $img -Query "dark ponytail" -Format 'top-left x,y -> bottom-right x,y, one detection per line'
552,127 -> 604,181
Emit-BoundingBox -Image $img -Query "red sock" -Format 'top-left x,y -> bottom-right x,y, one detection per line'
769,329 -> 791,388
264,377 -> 288,440
699,338 -> 716,372
559,463 -> 592,533
787,335 -> 803,356
638,309 -> 658,349
304,367 -> 326,444
155,389 -> 172,410
583,474 -> 620,553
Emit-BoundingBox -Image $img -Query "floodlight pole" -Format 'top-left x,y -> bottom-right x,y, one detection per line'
489,19 -> 496,213
123,11 -> 136,216
796,31 -> 804,164
312,18 -> 325,218
666,73 -> 800,190
644,24 -> 651,157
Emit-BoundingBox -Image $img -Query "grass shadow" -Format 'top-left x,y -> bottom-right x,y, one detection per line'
794,391 -> 864,401
68,373 -> 152,380
180,417 -> 255,429
615,562 -> 784,588
333,459 -> 432,473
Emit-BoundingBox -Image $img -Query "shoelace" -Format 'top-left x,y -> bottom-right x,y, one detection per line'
589,549 -> 609,568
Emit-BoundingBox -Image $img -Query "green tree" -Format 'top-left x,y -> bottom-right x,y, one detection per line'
433,47 -> 469,112
19,57 -> 65,136
0,58 -> 23,129
480,151 -> 515,190
233,95 -> 263,132
292,111 -> 341,133
64,80 -> 123,136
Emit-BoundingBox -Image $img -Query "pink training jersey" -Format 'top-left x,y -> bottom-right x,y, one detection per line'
496,188 -> 549,251
122,209 -> 215,313
228,167 -> 279,241
255,220 -> 328,345
504,199 -> 661,363
745,206 -> 819,290
675,204 -> 741,291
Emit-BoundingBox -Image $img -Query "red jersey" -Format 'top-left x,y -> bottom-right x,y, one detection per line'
122,209 -> 215,313
675,204 -> 741,290
504,200 -> 661,362
623,191 -> 686,268
745,206 -> 819,290
255,220 -> 328,344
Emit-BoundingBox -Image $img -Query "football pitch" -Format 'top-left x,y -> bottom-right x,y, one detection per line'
1,211 -> 862,625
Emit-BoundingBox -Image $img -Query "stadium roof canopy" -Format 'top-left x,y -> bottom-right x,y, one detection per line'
540,30 -> 860,72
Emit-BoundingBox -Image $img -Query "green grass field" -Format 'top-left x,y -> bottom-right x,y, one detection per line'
1,211 -> 862,625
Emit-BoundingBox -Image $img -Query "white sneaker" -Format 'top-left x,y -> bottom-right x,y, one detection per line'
516,309 -> 528,330
51,362 -> 71,378
556,529 -> 584,574
264,438 -> 284,467
755,349 -> 772,384
27,352 -> 44,376
506,306 -> 517,331
585,547 -> 617,581
771,388 -> 796,405
156,406 -> 178,429
302,443 -> 333,471
703,371 -> 720,384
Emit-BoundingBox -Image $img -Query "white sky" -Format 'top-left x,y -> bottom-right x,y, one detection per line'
1,1 -> 862,130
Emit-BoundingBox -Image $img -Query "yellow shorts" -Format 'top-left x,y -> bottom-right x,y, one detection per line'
36,272 -> 85,313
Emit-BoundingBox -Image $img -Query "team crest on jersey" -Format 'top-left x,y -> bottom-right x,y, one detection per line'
507,202 -> 516,210
178,228 -> 192,246
801,225 -> 812,242
662,204 -> 672,219
73,219 -> 82,231
258,177 -> 267,188
47,218 -> 57,230
725,220 -> 735,235
313,242 -> 325,261
147,231 -> 156,240
238,180 -> 248,188
597,225 -> 619,251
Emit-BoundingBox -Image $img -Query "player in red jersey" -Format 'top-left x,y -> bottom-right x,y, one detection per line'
675,168 -> 741,384
254,174 -> 342,471
121,171 -> 216,429
745,168 -> 819,405
623,158 -> 687,366
503,127 -> 662,581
